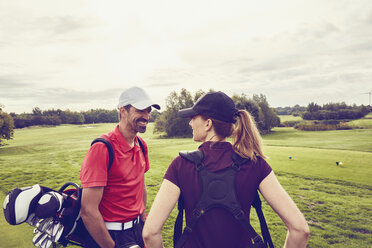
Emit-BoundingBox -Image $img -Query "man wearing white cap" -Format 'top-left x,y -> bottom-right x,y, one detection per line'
80,87 -> 160,248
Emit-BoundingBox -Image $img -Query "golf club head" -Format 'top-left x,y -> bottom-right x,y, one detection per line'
27,213 -> 41,227
36,217 -> 54,233
48,221 -> 64,242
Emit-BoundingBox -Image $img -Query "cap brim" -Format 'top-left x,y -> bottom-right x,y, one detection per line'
178,108 -> 198,118
132,100 -> 161,110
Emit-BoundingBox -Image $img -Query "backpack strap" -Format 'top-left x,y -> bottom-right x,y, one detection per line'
252,191 -> 274,248
173,195 -> 184,247
173,150 -> 204,248
232,153 -> 274,248
179,150 -> 204,169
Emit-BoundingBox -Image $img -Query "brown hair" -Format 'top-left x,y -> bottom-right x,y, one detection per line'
202,109 -> 265,162
118,105 -> 132,121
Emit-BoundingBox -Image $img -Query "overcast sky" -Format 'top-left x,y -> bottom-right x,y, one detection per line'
1,0 -> 372,113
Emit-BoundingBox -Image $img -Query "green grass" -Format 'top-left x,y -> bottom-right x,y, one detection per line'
347,113 -> 372,129
265,127 -> 372,152
278,115 -> 303,122
1,119 -> 372,247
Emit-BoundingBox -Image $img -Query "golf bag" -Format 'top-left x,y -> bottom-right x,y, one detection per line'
3,181 -> 86,248
3,136 -> 146,248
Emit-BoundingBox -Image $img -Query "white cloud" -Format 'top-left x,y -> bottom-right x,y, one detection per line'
1,0 -> 372,113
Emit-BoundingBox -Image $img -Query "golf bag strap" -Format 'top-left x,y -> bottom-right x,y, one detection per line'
91,136 -> 145,171
91,138 -> 115,170
252,192 -> 274,248
136,136 -> 146,157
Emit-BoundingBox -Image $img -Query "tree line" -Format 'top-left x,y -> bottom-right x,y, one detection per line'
274,105 -> 307,116
5,90 -> 368,145
274,103 -> 371,120
302,102 -> 370,120
0,90 -> 281,145
154,89 -> 280,137
9,108 -> 119,128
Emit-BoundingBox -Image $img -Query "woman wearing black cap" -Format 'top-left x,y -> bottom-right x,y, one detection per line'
143,91 -> 309,248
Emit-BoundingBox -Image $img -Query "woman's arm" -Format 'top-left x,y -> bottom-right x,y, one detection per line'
143,179 -> 180,248
81,187 -> 115,248
259,171 -> 310,248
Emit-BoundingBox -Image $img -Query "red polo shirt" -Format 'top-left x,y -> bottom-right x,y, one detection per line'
80,125 -> 149,222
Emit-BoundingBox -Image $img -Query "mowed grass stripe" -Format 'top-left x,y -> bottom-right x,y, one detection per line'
265,127 -> 372,153
264,146 -> 372,187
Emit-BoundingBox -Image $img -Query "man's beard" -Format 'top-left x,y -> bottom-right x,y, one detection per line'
135,118 -> 148,133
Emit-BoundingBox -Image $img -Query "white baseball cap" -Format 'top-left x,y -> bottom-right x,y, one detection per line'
118,87 -> 160,110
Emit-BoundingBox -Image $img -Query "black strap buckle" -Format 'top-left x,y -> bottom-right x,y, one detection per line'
233,209 -> 245,220
192,208 -> 203,218
184,226 -> 192,233
231,163 -> 241,171
195,163 -> 204,171
253,235 -> 263,243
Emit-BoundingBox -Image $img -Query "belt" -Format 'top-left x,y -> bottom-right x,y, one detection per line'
105,216 -> 140,231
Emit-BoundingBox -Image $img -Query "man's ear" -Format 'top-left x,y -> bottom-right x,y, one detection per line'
119,107 -> 127,120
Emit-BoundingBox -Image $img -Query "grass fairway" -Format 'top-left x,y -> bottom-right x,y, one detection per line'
278,115 -> 303,122
0,121 -> 371,247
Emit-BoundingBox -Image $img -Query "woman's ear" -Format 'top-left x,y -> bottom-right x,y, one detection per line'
205,119 -> 213,131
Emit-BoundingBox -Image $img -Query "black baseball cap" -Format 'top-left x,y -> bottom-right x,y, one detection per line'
178,91 -> 238,123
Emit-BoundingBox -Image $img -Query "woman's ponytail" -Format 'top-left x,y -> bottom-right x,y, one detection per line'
232,110 -> 265,161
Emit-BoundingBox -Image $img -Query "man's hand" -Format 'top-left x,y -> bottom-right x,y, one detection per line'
81,187 -> 115,248
140,212 -> 148,222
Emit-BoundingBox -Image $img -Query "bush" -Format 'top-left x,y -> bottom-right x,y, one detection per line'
282,121 -> 301,127
302,102 -> 369,121
295,122 -> 352,131
0,110 -> 14,145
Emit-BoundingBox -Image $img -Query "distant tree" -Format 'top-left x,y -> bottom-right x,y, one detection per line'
12,114 -> 30,128
302,102 -> 369,120
292,105 -> 307,116
194,89 -> 210,102
60,110 -> 85,124
32,107 -> 42,116
150,110 -> 161,122
307,102 -> 321,113
0,107 -> 15,146
82,109 -> 98,124
274,105 -> 306,116
360,105 -> 370,115
156,90 -> 280,136
232,94 -> 260,123
43,115 -> 62,125
252,94 -> 280,133
154,88 -> 196,137
82,109 -> 117,124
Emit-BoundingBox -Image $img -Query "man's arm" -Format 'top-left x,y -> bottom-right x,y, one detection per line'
80,187 -> 115,248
